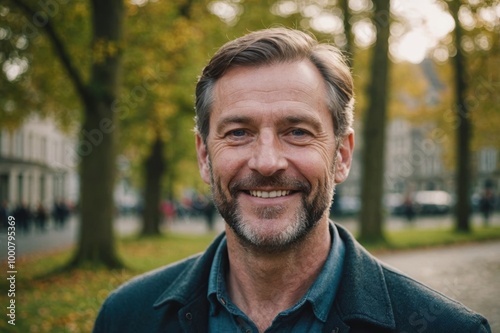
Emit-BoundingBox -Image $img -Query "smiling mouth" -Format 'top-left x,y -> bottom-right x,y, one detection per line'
248,190 -> 292,198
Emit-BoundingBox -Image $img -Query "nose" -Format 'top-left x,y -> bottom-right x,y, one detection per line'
248,132 -> 288,177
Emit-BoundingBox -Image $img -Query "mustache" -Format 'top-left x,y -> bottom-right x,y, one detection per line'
229,173 -> 311,197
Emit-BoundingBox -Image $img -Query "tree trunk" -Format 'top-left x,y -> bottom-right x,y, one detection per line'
359,0 -> 391,242
70,0 -> 124,268
72,101 -> 121,267
449,0 -> 471,232
141,134 -> 165,236
340,0 -> 354,67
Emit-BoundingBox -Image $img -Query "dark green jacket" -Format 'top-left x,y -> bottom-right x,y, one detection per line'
93,224 -> 491,332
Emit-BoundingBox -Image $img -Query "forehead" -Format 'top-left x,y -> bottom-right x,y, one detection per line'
212,60 -> 330,124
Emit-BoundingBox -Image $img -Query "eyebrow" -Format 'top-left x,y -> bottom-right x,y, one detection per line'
279,114 -> 323,133
216,115 -> 254,133
215,113 -> 325,133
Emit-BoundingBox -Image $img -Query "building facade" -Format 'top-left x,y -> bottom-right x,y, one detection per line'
335,117 -> 499,215
0,116 -> 78,211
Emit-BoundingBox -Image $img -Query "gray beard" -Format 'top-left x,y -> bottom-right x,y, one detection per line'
209,161 -> 336,254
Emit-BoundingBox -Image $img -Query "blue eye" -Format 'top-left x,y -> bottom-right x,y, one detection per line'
291,129 -> 306,136
230,129 -> 246,137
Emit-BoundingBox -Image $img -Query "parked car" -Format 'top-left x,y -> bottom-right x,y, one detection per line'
388,191 -> 453,216
412,190 -> 452,215
385,193 -> 404,215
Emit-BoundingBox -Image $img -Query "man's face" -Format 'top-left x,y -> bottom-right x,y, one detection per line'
196,60 -> 353,253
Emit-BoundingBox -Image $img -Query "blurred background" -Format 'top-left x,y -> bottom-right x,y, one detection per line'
0,0 -> 499,331
1,0 -> 498,249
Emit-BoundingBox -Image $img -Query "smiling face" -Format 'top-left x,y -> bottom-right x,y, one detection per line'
196,60 -> 353,253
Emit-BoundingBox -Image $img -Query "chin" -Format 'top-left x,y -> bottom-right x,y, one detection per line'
230,212 -> 318,253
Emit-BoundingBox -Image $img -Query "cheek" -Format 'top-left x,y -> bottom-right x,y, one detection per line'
290,148 -> 336,190
210,149 -> 247,184
295,145 -> 335,171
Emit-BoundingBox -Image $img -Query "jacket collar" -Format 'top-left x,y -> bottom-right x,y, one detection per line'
152,224 -> 396,331
153,232 -> 225,308
334,224 -> 396,330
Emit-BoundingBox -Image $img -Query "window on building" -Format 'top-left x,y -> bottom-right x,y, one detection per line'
28,133 -> 33,160
53,175 -> 59,199
28,174 -> 33,205
15,131 -> 24,158
40,175 -> 45,202
54,140 -> 58,164
0,174 -> 8,202
479,148 -> 498,173
41,137 -> 47,163
17,174 -> 23,203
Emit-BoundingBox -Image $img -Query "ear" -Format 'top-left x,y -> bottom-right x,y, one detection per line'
334,130 -> 355,184
196,134 -> 211,184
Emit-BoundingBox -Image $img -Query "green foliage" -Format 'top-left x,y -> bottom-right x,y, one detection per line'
467,37 -> 500,152
117,0 -> 339,199
118,0 -> 227,198
0,233 -> 216,333
382,0 -> 500,176
0,0 -> 91,130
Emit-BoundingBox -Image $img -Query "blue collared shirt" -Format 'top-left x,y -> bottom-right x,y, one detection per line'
207,223 -> 346,333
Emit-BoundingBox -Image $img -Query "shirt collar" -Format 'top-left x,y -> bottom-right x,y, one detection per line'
153,224 -> 396,330
305,222 -> 345,321
207,236 -> 229,316
207,222 -> 346,322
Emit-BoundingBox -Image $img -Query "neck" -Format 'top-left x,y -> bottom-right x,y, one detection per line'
225,219 -> 331,331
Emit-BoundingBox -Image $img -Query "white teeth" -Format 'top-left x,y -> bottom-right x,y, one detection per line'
249,190 -> 291,198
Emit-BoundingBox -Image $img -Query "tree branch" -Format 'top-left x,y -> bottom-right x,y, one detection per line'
10,0 -> 89,105
179,0 -> 194,18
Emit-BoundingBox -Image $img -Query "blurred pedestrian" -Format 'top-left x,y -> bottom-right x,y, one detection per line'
13,202 -> 31,234
479,188 -> 495,225
0,200 -> 9,231
35,202 -> 48,232
53,200 -> 70,229
201,195 -> 217,232
161,200 -> 176,227
402,193 -> 416,223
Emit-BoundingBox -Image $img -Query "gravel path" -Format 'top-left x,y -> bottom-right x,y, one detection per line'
376,241 -> 500,332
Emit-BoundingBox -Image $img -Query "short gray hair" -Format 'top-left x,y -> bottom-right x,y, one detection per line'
195,28 -> 355,143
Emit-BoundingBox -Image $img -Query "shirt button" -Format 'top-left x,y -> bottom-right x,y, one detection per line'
245,330 -> 251,333
185,312 -> 192,320
219,297 -> 226,305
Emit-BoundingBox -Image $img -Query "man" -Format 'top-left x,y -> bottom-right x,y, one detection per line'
93,28 -> 490,332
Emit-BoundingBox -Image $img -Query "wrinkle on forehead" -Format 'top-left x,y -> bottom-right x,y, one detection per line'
212,61 -> 329,116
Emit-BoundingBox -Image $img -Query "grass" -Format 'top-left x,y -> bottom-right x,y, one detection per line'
367,225 -> 500,252
1,226 -> 500,333
0,233 -> 216,333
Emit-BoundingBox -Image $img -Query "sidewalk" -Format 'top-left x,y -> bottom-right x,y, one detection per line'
378,240 -> 500,331
334,212 -> 500,234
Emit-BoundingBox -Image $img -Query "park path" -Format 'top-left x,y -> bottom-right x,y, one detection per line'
376,240 -> 500,332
